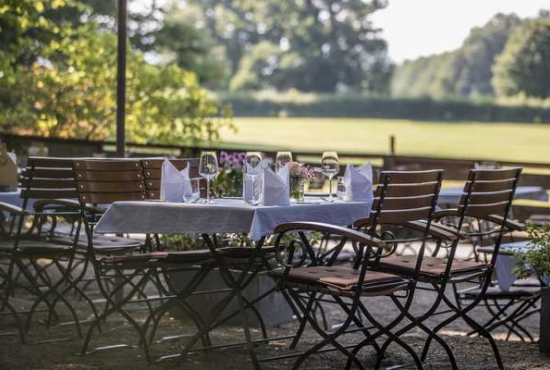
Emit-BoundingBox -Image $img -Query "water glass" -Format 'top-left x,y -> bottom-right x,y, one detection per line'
243,173 -> 262,205
321,151 -> 340,202
336,176 -> 346,201
199,151 -> 219,203
183,178 -> 201,203
275,151 -> 293,171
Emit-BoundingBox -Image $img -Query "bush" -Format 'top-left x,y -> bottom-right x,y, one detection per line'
219,91 -> 550,123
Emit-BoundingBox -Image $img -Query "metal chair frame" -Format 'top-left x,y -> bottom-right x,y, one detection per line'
261,169 -> 444,370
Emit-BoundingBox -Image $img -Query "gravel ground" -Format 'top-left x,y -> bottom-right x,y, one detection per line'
0,276 -> 548,370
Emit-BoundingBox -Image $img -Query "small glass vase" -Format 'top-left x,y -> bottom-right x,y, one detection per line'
290,177 -> 305,203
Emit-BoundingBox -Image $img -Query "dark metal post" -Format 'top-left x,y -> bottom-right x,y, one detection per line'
116,0 -> 127,158
390,135 -> 396,155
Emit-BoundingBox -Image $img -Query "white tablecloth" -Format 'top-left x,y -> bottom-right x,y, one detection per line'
0,190 -> 24,208
95,198 -> 371,241
487,241 -> 536,291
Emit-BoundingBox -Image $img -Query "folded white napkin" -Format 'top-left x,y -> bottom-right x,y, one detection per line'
243,163 -> 263,204
344,163 -> 373,203
263,164 -> 290,206
160,159 -> 193,202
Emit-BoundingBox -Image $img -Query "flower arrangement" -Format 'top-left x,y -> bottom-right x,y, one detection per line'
289,162 -> 313,202
289,161 -> 314,180
219,151 -> 246,170
213,151 -> 245,197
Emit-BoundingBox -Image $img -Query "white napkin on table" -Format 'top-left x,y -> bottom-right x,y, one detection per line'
344,164 -> 373,203
160,159 -> 192,202
243,163 -> 264,204
263,164 -> 290,206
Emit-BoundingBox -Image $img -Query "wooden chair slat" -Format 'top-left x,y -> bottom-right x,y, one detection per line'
379,170 -> 442,184
73,160 -> 141,171
372,194 -> 436,211
78,192 -> 147,204
377,207 -> 433,223
21,189 -> 78,199
28,157 -> 76,168
375,182 -> 439,197
27,168 -> 75,179
463,190 -> 514,205
466,179 -> 516,193
472,168 -> 522,181
463,202 -> 509,218
76,182 -> 146,193
74,170 -> 143,182
21,178 -> 76,189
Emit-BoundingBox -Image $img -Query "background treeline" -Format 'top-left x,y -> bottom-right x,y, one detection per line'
391,11 -> 550,100
220,92 -> 550,123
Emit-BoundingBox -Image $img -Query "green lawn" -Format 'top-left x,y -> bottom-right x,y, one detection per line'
219,117 -> 550,164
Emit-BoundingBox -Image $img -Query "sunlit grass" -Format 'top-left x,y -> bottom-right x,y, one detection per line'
220,117 -> 550,164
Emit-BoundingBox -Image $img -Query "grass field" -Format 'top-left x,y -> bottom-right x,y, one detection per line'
219,117 -> 550,164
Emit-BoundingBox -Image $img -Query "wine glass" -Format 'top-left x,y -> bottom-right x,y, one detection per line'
199,151 -> 219,203
244,151 -> 262,172
321,151 -> 340,202
275,151 -> 293,171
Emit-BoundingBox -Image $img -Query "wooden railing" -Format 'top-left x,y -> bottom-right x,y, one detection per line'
2,132 -> 550,187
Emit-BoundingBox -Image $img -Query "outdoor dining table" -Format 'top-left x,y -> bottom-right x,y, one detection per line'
94,197 -> 371,367
438,186 -> 549,207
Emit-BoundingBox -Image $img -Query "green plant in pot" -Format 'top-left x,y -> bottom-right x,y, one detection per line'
513,223 -> 550,352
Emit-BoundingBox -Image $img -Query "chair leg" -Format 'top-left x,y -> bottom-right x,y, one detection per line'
289,289 -> 365,370
421,281 -> 504,370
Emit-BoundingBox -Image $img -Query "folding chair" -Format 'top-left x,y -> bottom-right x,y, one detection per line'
0,157 -> 97,339
265,169 -> 444,370
372,168 -> 522,370
74,159 -> 213,362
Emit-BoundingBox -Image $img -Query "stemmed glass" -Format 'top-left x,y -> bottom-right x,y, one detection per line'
321,151 -> 340,202
244,151 -> 263,171
275,151 -> 293,171
199,151 -> 219,203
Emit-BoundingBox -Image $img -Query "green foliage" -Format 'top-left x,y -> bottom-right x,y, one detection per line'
185,0 -> 392,93
154,2 -> 229,87
0,0 -> 233,145
392,13 -> 522,99
493,18 -> 550,99
220,91 -> 550,123
513,224 -> 550,281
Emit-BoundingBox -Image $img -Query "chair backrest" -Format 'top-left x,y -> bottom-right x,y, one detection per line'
141,158 -> 200,200
364,169 -> 444,278
370,170 -> 444,228
20,157 -> 78,208
73,159 -> 146,204
457,168 -> 521,224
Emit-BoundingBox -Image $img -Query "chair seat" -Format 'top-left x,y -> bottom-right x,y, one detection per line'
0,240 -> 72,258
99,250 -> 213,267
461,285 -> 541,300
376,256 -> 489,278
270,266 -> 408,294
49,235 -> 143,254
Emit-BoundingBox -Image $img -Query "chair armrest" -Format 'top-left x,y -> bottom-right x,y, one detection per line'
0,201 -> 24,215
483,214 -> 525,231
274,222 -> 385,249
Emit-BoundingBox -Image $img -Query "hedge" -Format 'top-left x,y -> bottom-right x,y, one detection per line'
219,94 -> 550,123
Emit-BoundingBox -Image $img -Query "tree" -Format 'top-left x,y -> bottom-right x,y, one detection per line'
391,13 -> 522,99
154,2 -> 229,87
0,0 -> 233,145
492,18 -> 550,98
185,0 -> 392,93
